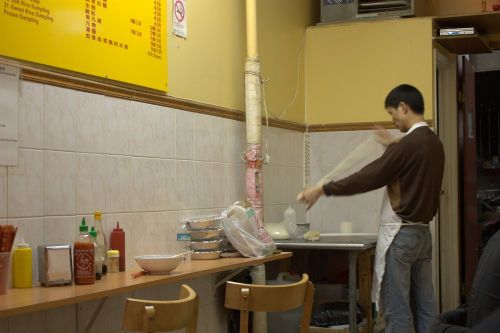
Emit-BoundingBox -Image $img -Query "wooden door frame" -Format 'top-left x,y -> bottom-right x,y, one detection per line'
434,45 -> 461,311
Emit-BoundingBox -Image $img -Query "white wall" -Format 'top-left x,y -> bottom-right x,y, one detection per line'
0,81 -> 305,333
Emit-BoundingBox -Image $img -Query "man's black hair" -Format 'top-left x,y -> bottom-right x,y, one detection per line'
385,84 -> 424,115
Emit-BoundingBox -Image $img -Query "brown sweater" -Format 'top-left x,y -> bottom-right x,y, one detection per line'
322,126 -> 445,223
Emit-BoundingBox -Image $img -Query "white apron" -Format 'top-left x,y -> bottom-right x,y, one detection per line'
371,189 -> 402,311
370,121 -> 429,311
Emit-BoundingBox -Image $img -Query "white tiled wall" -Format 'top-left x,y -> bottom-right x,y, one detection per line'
2,81 -> 304,333
307,129 -> 401,234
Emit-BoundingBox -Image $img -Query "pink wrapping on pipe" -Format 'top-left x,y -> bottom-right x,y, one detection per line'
245,144 -> 264,226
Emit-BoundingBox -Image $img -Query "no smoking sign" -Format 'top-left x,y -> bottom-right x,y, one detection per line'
173,0 -> 187,37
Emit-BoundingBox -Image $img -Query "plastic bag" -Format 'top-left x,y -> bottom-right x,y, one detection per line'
222,201 -> 276,257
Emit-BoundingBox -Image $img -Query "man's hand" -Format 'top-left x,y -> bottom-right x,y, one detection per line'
374,124 -> 393,147
297,185 -> 324,210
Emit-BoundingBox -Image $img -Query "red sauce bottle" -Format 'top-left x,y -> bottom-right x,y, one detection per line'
110,222 -> 125,272
74,218 -> 95,285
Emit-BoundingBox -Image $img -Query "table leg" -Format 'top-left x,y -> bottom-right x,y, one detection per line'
349,250 -> 358,333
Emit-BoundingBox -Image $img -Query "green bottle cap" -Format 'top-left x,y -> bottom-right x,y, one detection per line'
80,217 -> 89,232
89,226 -> 97,238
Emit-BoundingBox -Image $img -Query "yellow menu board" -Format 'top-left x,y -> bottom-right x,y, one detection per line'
0,0 -> 167,91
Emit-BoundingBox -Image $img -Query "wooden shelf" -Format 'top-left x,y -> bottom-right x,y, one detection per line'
434,34 -> 492,54
433,12 -> 500,52
0,252 -> 292,318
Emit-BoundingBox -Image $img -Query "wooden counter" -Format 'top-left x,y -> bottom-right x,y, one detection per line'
0,252 -> 292,318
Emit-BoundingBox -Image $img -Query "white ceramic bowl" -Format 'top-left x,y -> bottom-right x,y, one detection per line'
134,255 -> 182,274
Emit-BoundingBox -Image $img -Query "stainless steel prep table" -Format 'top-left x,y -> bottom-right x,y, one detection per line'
275,234 -> 378,333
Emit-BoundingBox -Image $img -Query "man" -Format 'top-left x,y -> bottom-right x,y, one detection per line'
299,84 -> 445,333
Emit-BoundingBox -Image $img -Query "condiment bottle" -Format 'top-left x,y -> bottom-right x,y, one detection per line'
13,240 -> 32,288
110,222 -> 125,271
93,212 -> 107,275
107,250 -> 120,273
74,218 -> 95,285
284,205 -> 297,238
89,227 -> 103,280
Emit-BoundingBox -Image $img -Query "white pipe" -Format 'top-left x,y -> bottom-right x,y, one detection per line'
245,1 -> 265,332
250,264 -> 267,333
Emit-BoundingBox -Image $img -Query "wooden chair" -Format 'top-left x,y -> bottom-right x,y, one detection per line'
122,284 -> 199,333
225,273 -> 315,333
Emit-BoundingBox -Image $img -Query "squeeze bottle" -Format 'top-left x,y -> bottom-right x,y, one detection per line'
110,222 -> 125,272
14,240 -> 32,288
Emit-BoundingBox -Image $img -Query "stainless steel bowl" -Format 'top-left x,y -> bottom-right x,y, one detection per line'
190,228 -> 223,240
191,250 -> 221,260
185,215 -> 222,230
190,239 -> 222,251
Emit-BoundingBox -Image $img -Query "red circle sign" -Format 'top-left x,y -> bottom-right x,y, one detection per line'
174,1 -> 185,22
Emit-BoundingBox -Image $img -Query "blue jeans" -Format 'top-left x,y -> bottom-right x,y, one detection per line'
381,225 -> 437,333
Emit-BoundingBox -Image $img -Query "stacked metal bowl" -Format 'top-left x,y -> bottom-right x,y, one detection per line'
185,215 -> 224,260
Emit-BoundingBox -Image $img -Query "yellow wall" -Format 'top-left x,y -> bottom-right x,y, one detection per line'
166,0 -> 317,123
305,18 -> 434,125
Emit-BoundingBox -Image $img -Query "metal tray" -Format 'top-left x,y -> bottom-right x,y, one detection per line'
191,250 -> 221,260
190,228 -> 223,240
185,215 -> 222,230
190,239 -> 222,251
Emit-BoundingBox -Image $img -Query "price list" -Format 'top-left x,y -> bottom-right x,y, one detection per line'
0,0 -> 168,91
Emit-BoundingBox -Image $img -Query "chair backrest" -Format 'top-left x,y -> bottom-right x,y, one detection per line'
224,273 -> 315,333
122,284 -> 199,333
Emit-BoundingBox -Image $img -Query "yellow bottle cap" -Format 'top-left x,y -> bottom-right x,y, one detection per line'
107,250 -> 119,257
94,211 -> 102,219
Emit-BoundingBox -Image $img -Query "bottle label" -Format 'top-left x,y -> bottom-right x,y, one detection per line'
177,233 -> 190,241
75,249 -> 94,277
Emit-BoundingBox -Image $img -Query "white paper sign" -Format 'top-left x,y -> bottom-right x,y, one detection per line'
0,64 -> 19,166
172,0 -> 187,38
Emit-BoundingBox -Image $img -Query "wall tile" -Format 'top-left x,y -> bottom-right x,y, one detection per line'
77,154 -> 106,215
19,81 -> 44,149
226,119 -> 246,164
76,91 -> 106,154
7,149 -> 44,217
106,155 -> 131,213
105,292 -> 132,332
44,151 -> 76,216
44,216 -> 77,245
130,212 -> 157,260
228,163 -> 246,203
0,317 -> 7,333
175,110 -> 194,160
45,304 -> 76,333
105,97 -> 130,155
130,101 -> 156,157
154,211 -> 177,254
77,299 -> 108,333
8,311 -> 45,333
0,167 -> 6,218
104,213 -> 132,270
9,217 -> 44,285
155,159 -> 176,211
176,161 -> 196,210
212,163 -> 229,208
131,157 -> 155,212
195,114 -> 227,162
45,85 -> 77,151
195,162 -> 213,209
155,106 -> 176,158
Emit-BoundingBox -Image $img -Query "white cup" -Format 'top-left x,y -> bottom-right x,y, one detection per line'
339,221 -> 354,234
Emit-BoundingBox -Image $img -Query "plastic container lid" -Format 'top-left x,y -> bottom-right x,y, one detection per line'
107,250 -> 119,257
17,240 -> 29,248
89,226 -> 97,238
80,218 -> 88,232
94,211 -> 102,219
